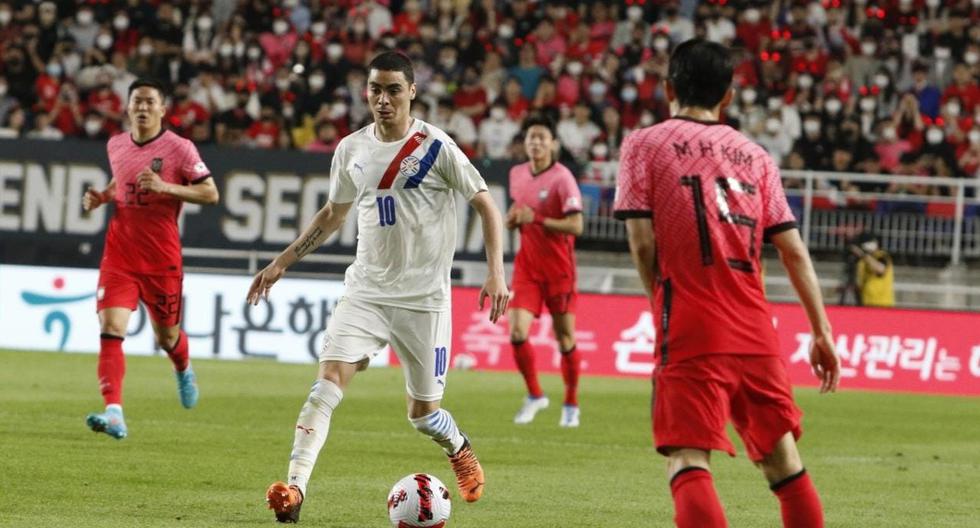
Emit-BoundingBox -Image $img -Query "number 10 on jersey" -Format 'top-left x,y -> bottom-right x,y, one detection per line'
376,195 -> 396,226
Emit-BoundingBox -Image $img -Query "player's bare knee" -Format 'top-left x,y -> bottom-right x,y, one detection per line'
510,333 -> 529,345
155,329 -> 180,351
557,336 -> 576,354
408,398 -> 440,421
757,435 -> 804,483
665,448 -> 711,478
355,357 -> 370,371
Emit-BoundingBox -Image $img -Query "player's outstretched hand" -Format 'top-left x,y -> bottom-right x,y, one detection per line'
137,169 -> 168,193
479,273 -> 509,324
810,331 -> 840,394
82,187 -> 105,211
247,262 -> 285,305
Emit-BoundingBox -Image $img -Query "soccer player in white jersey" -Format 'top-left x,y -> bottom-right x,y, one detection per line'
247,51 -> 510,523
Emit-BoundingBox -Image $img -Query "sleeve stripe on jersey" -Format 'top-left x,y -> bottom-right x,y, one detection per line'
403,140 -> 443,189
378,131 -> 427,189
189,174 -> 212,184
613,209 -> 652,220
763,221 -> 798,241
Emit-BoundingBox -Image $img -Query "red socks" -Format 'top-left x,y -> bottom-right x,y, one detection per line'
512,340 -> 543,398
772,470 -> 824,528
165,330 -> 190,372
98,333 -> 125,406
670,467 -> 727,528
560,346 -> 580,406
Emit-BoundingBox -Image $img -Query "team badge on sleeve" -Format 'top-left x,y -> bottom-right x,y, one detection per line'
194,161 -> 208,174
566,197 -> 580,209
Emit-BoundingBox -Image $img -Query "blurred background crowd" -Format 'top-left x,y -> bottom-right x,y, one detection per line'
0,0 -> 978,195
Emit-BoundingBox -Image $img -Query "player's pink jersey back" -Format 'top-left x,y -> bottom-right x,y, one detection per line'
614,116 -> 797,365
102,130 -> 211,276
509,161 -> 582,282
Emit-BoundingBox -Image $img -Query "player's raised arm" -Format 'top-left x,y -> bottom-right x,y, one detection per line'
470,191 -> 509,323
82,178 -> 116,211
770,228 -> 840,393
247,200 -> 353,305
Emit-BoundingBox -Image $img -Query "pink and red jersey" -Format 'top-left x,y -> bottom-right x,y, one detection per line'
614,116 -> 797,364
509,161 -> 583,282
101,130 -> 210,276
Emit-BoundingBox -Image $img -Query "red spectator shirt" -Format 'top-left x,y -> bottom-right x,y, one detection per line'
614,116 -> 797,365
101,130 -> 210,276
509,161 -> 583,283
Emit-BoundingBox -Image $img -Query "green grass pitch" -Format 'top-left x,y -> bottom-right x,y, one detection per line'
0,349 -> 977,527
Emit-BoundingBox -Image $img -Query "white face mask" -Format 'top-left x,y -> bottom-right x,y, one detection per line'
247,47 -> 262,60
309,75 -> 325,90
589,81 -> 606,98
139,43 -> 154,56
741,89 -> 757,105
861,42 -> 877,56
219,43 -> 234,57
591,143 -> 609,158
825,98 -> 842,114
429,81 -> 446,97
860,97 -> 876,112
874,74 -> 889,88
275,78 -> 290,91
326,44 -> 343,60
861,241 -> 879,253
197,17 -> 213,31
567,61 -> 583,76
766,118 -> 781,133
966,51 -> 979,65
882,127 -> 897,140
273,20 -> 289,35
926,127 -> 944,144
46,63 -> 62,77
798,74 -> 813,89
490,107 -> 506,120
653,37 -> 669,52
311,22 -> 326,37
803,120 -> 820,134
282,105 -> 295,119
767,97 -> 782,111
935,47 -> 951,60
968,129 -> 980,145
77,10 -> 94,25
621,87 -> 638,102
0,10 -> 10,25
627,6 -> 643,21
926,0 -> 940,7
113,15 -> 129,31
744,9 -> 760,24
96,34 -> 113,51
330,102 -> 348,120
946,102 -> 961,115
85,120 -> 102,135
640,112 -> 655,127
498,25 -> 514,39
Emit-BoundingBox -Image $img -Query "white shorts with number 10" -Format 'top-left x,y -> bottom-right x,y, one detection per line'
320,297 -> 451,401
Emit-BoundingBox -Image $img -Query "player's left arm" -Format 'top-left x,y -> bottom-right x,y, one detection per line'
138,170 -> 219,205
470,191 -> 510,323
625,218 -> 657,299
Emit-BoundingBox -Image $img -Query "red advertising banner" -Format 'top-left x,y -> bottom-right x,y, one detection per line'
449,287 -> 980,396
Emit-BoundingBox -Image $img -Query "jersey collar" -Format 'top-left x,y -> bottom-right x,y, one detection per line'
130,128 -> 167,147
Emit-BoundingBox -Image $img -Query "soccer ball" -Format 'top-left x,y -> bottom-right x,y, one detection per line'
387,473 -> 452,528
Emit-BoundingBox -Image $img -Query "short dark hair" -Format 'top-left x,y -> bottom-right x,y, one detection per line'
128,78 -> 167,100
668,38 -> 734,109
522,113 -> 556,137
367,51 -> 415,84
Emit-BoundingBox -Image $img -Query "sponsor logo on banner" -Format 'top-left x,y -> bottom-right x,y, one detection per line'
450,287 -> 980,396
0,265 -> 387,366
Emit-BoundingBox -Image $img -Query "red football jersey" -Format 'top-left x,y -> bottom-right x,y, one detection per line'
614,116 -> 797,364
509,161 -> 583,282
101,130 -> 211,276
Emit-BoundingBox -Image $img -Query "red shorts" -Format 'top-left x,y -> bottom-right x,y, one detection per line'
97,268 -> 183,327
510,275 -> 577,317
652,354 -> 803,462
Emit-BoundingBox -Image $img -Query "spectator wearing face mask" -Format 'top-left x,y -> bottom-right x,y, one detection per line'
25,111 -> 63,140
557,102 -> 601,166
652,3 -> 694,45
794,114 -> 831,171
908,61 -> 941,119
0,105 -> 25,138
67,6 -> 100,52
942,64 -> 980,114
875,118 -> 914,174
478,103 -> 520,160
756,113 -> 793,168
957,127 -> 980,185
921,124 -> 962,179
454,67 -> 489,124
259,17 -> 298,70
735,6 -> 771,53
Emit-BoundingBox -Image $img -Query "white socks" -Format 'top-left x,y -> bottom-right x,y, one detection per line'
410,409 -> 465,455
287,380 -> 343,497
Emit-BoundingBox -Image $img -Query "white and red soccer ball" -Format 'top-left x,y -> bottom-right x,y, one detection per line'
387,473 -> 452,528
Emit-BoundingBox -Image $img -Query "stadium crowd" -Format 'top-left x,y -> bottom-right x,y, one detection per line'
0,0 -> 978,195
